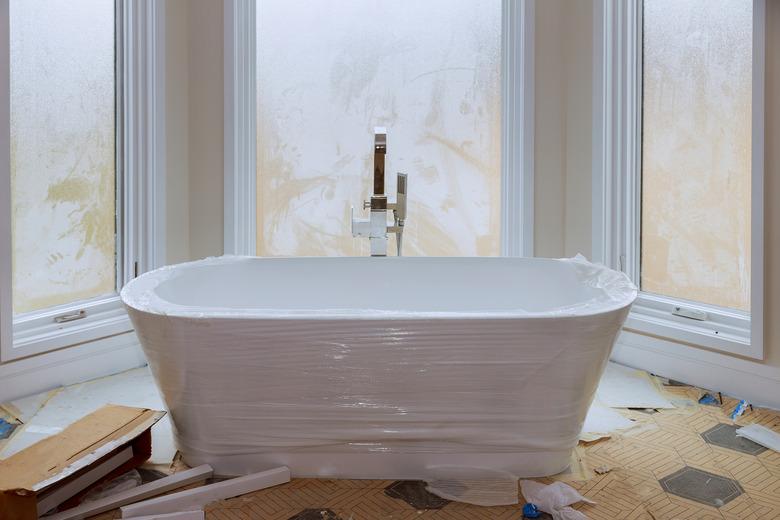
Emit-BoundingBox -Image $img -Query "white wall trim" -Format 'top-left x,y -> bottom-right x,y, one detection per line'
593,0 -> 764,360
501,0 -> 536,257
121,0 -> 168,279
750,0 -> 766,363
0,332 -> 146,403
0,0 -> 11,361
591,0 -> 641,273
223,0 -> 256,256
613,330 -> 780,411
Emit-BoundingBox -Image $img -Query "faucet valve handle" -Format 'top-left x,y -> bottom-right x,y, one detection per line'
395,173 -> 407,221
363,200 -> 371,210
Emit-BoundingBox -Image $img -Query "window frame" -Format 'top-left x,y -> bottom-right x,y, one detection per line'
0,0 -> 166,362
223,0 -> 536,258
593,0 -> 765,359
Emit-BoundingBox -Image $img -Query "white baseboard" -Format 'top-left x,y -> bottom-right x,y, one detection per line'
0,332 -> 147,402
612,330 -> 780,410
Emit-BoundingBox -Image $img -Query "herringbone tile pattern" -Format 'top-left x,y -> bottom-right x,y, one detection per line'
88,384 -> 780,520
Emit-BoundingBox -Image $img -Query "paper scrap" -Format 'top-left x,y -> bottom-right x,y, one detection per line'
521,480 -> 594,520
736,424 -> 780,452
580,401 -> 635,442
596,362 -> 675,409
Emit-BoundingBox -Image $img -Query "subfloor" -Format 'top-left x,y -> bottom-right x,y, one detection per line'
3,372 -> 780,519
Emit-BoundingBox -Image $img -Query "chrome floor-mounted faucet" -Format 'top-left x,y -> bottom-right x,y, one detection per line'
351,127 -> 407,256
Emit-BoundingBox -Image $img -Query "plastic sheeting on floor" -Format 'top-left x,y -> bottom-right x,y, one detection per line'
0,366 -> 175,465
595,362 -> 675,409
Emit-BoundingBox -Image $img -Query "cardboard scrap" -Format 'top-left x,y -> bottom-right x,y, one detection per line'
1,367 -> 175,464
0,404 -> 164,520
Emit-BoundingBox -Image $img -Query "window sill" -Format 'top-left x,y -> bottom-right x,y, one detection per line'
7,295 -> 133,362
624,292 -> 760,360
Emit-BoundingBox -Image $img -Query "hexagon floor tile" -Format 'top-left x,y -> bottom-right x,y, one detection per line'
659,466 -> 744,507
701,423 -> 768,455
384,480 -> 450,510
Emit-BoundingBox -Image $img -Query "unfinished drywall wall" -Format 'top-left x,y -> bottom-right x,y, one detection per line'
533,0 -> 566,258
534,0 -> 593,259
563,1 -> 593,259
164,0 -> 190,266
186,0 -> 224,260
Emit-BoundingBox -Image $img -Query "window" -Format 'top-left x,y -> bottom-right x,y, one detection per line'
224,0 -> 535,258
641,0 -> 752,312
10,0 -> 116,314
256,1 -> 501,257
594,0 -> 764,358
0,1 -> 165,361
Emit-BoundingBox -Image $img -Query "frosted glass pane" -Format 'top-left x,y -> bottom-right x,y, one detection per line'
11,0 -> 116,314
256,1 -> 501,256
641,0 -> 752,310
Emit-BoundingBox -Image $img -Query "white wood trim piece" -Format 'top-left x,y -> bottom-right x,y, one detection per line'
121,466 -> 291,518
223,0 -> 257,256
591,0 -> 641,273
612,330 -> 780,411
0,0 -> 12,361
750,0 -> 766,363
46,465 -> 213,520
121,0 -> 167,279
501,0 -> 535,257
127,512 -> 204,520
38,447 -> 134,516
0,332 -> 145,403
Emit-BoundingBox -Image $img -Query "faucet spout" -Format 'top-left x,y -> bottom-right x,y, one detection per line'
374,127 -> 386,197
351,128 -> 408,257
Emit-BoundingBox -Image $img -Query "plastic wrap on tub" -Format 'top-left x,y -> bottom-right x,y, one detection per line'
121,255 -> 637,475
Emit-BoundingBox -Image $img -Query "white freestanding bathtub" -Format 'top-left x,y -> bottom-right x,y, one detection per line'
121,255 -> 636,478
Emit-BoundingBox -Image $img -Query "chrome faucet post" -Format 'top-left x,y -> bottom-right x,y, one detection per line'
351,128 -> 408,256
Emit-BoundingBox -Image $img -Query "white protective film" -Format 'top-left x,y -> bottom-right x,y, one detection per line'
121,256 -> 636,478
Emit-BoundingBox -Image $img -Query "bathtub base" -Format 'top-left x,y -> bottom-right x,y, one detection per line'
182,450 -> 574,479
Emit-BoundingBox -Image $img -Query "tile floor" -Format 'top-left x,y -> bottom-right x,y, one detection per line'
76,383 -> 780,520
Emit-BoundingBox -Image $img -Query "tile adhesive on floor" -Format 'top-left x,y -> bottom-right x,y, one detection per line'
2,362 -> 780,519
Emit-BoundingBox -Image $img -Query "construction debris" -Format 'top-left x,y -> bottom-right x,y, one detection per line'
0,405 -> 163,520
736,424 -> 780,453
44,465 -> 213,520
120,466 -> 291,518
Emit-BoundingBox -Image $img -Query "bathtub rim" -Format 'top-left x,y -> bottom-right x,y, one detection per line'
120,255 -> 637,321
